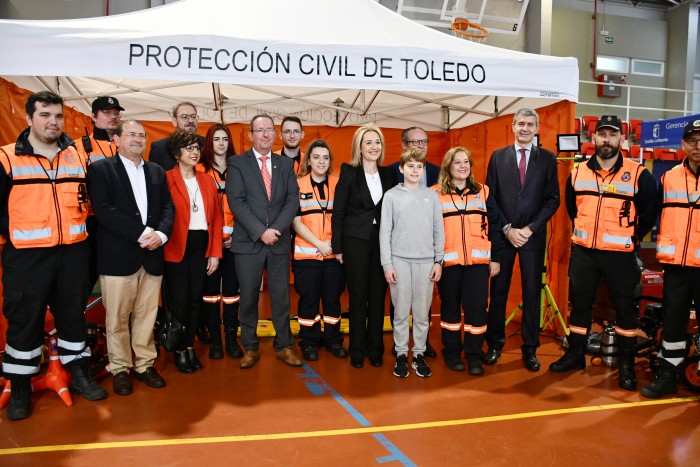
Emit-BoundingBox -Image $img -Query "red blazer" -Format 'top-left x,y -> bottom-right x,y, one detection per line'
164,167 -> 223,263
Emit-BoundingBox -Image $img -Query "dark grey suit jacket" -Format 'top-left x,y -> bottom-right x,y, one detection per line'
226,149 -> 299,255
485,145 -> 560,251
87,154 -> 174,276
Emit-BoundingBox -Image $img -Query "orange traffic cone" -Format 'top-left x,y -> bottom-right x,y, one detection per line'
31,336 -> 73,407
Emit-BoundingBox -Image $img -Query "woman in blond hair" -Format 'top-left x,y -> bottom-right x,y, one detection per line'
331,124 -> 396,369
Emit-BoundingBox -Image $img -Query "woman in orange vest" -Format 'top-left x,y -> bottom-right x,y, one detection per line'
292,140 -> 347,361
434,147 -> 503,375
164,130 -> 223,374
198,123 -> 242,360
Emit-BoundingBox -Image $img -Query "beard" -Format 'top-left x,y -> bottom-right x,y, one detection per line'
595,143 -> 619,160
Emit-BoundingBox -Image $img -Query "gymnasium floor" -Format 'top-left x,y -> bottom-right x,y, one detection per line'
2,294 -> 700,466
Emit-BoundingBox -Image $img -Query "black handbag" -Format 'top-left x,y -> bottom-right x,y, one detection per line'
154,282 -> 184,351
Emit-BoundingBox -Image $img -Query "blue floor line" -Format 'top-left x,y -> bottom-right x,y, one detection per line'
297,364 -> 415,466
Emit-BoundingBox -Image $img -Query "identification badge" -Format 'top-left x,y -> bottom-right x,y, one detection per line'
602,184 -> 617,193
300,192 -> 313,200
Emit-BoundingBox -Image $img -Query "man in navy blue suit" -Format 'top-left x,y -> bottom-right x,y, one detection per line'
483,108 -> 561,372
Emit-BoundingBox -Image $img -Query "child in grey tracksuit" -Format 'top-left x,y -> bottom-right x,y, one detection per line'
379,149 -> 444,378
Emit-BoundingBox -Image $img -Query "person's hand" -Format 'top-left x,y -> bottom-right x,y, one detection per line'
206,257 -> 219,275
140,231 -> 163,250
384,269 -> 397,284
489,262 -> 500,278
260,228 -> 280,245
507,228 -> 530,248
316,240 -> 333,257
429,263 -> 442,282
223,237 -> 232,249
335,253 -> 343,264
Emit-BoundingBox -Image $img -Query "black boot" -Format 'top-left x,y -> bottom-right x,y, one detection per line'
209,327 -> 224,360
174,350 -> 195,374
225,327 -> 243,358
641,360 -> 678,399
618,349 -> 638,391
549,346 -> 586,373
196,326 -> 211,345
187,348 -> 203,371
69,361 -> 108,400
7,376 -> 32,421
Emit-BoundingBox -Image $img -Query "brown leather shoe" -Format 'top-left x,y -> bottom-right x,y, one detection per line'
112,371 -> 132,396
135,367 -> 166,388
276,347 -> 303,367
239,350 -> 260,369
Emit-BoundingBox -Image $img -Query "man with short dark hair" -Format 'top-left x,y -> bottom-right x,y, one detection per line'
550,115 -> 657,392
279,115 -> 304,175
148,101 -> 205,171
88,120 -> 174,396
0,91 -> 107,420
227,114 -> 302,369
641,118 -> 700,398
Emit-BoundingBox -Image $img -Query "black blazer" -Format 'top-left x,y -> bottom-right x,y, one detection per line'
226,149 -> 299,255
148,134 -> 205,172
88,155 -> 175,276
390,160 -> 440,187
485,145 -> 560,251
331,163 -> 396,253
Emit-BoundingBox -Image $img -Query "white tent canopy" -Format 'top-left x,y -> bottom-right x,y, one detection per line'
0,0 -> 578,129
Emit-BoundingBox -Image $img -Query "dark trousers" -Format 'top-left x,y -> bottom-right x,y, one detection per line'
568,245 -> 641,351
293,259 -> 345,348
486,245 -> 544,353
86,215 -> 99,294
342,228 -> 387,360
164,230 -> 208,351
2,241 -> 91,377
202,248 -> 240,331
658,265 -> 700,361
438,264 -> 489,362
235,248 -> 293,351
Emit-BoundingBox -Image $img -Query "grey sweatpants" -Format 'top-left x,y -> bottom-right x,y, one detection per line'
390,257 -> 434,356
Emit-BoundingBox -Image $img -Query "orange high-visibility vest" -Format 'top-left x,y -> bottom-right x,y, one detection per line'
0,144 -> 88,248
434,185 -> 491,267
75,134 -> 116,216
293,174 -> 337,260
656,160 -> 700,267
198,164 -> 234,240
571,157 -> 643,252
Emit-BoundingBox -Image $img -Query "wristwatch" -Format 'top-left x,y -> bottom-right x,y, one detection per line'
435,259 -> 444,267
502,223 -> 512,235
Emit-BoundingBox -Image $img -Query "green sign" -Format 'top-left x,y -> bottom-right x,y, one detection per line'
604,36 -> 613,44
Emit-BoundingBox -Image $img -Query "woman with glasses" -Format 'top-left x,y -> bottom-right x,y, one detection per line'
434,147 -> 502,376
197,124 -> 243,360
332,124 -> 396,368
164,130 -> 223,373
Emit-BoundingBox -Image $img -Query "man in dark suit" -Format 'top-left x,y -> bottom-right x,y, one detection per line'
484,108 -> 561,372
88,120 -> 174,395
148,101 -> 204,171
226,114 -> 302,369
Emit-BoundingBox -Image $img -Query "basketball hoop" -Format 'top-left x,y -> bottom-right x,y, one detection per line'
451,18 -> 489,44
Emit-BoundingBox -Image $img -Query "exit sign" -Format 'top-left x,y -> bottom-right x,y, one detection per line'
604,36 -> 613,44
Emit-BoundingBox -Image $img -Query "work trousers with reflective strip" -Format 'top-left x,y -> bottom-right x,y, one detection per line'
658,264 -> 700,365
567,244 -> 641,351
2,241 -> 91,378
293,259 -> 345,348
202,248 -> 240,331
437,263 -> 489,362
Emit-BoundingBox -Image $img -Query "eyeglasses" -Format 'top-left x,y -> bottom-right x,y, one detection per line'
100,109 -> 121,117
407,139 -> 429,146
684,137 -> 700,146
177,114 -> 199,121
124,132 -> 146,139
252,128 -> 276,135
282,129 -> 302,136
452,160 -> 471,166
184,145 -> 201,153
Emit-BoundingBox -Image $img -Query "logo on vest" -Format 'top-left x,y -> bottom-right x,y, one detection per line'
621,171 -> 631,182
64,152 -> 75,164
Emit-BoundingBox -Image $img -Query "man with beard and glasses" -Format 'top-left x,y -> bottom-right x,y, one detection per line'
148,102 -> 205,172
279,116 -> 304,175
550,115 -> 657,392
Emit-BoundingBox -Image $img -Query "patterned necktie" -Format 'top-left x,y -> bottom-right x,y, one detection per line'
259,156 -> 272,200
518,148 -> 527,186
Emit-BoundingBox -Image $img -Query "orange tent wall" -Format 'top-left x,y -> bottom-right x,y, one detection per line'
0,76 -> 574,347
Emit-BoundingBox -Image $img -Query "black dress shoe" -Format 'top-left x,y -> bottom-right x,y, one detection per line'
484,348 -> 501,365
113,371 -> 132,396
325,343 -> 348,358
445,359 -> 465,372
522,353 -> 541,372
135,367 -> 166,388
174,350 -> 195,374
350,357 -> 364,368
369,356 -> 383,367
468,360 -> 484,376
302,346 -> 319,361
187,348 -> 203,371
425,342 -> 437,359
